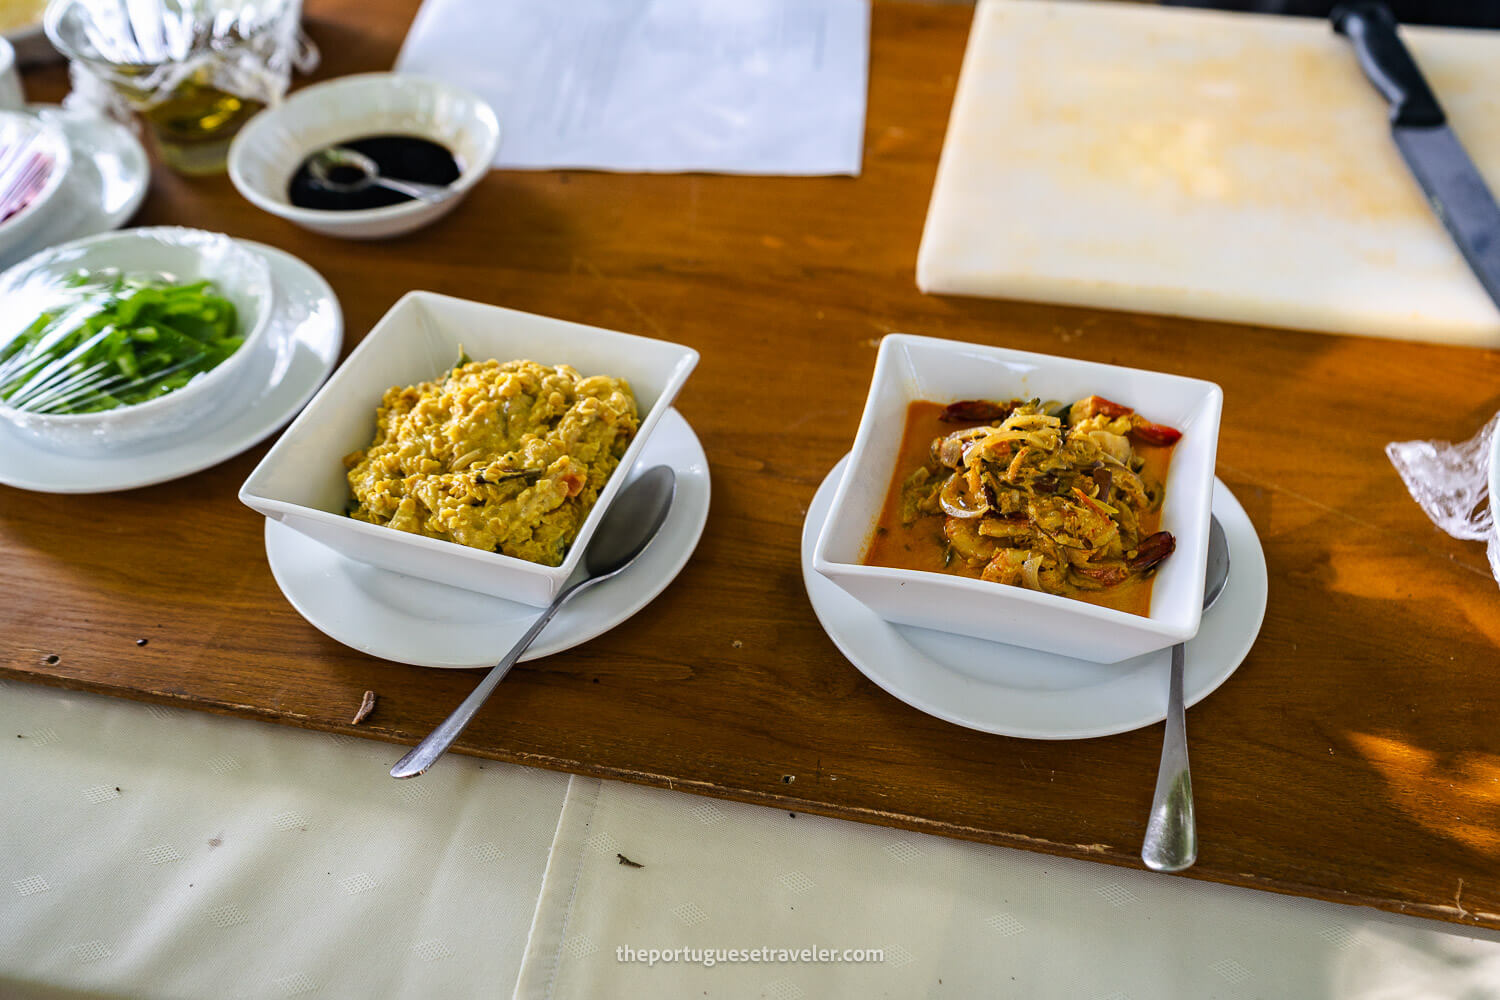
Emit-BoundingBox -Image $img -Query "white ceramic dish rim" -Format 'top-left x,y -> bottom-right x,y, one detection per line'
811,333 -> 1222,650
0,226 -> 274,429
227,72 -> 500,226
240,290 -> 699,595
0,111 -> 72,242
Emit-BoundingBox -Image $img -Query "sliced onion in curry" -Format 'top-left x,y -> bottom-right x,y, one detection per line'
938,473 -> 990,518
864,396 -> 1183,618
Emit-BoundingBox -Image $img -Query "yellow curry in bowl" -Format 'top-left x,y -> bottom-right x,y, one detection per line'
344,358 -> 638,567
864,395 -> 1180,617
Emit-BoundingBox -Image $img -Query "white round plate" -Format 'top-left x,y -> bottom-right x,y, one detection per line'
264,408 -> 711,669
801,457 -> 1268,740
0,105 -> 148,270
0,238 -> 342,493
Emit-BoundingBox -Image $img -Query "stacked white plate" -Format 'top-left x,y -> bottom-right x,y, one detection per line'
0,105 -> 148,270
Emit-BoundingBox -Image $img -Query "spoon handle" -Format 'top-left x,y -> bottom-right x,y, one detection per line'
373,176 -> 451,203
390,578 -> 591,779
1141,641 -> 1197,872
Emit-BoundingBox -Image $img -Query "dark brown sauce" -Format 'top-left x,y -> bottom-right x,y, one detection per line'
287,134 -> 460,211
863,400 -> 1175,618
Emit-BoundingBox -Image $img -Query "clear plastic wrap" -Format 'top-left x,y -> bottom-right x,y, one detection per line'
0,227 -> 273,454
0,112 -> 70,234
1386,412 -> 1500,586
46,0 -> 317,171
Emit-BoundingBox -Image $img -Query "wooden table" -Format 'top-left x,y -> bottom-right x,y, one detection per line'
8,0 -> 1500,932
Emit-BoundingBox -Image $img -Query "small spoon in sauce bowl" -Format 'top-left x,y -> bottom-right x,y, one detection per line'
306,145 -> 452,204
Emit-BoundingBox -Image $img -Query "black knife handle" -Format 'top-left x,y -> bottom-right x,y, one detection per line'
1332,2 -> 1445,128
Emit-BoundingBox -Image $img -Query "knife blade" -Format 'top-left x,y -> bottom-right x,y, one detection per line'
1333,2 -> 1500,313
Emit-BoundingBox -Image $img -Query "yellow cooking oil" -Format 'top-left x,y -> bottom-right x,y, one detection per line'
118,69 -> 264,175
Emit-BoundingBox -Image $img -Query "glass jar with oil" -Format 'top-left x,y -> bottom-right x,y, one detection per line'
45,0 -> 309,175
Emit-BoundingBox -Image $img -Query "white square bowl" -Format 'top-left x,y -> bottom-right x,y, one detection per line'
812,334 -> 1222,664
240,292 -> 698,607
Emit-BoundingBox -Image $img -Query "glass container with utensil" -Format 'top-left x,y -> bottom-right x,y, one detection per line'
44,0 -> 314,175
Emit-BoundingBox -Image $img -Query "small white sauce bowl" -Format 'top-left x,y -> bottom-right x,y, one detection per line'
0,226 -> 274,456
227,73 -> 500,241
0,110 -> 71,257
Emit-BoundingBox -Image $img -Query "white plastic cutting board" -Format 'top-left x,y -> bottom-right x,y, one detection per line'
916,0 -> 1500,346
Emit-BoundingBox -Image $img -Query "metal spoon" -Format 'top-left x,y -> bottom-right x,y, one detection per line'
307,146 -> 452,204
390,466 -> 677,778
1141,514 -> 1230,872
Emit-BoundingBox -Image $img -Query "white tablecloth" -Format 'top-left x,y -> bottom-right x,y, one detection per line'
0,679 -> 566,1000
6,679 -> 1500,999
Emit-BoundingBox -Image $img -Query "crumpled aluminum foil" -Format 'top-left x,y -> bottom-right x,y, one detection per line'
1387,412 -> 1500,586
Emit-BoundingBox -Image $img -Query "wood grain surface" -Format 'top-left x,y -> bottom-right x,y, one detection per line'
7,0 -> 1500,932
